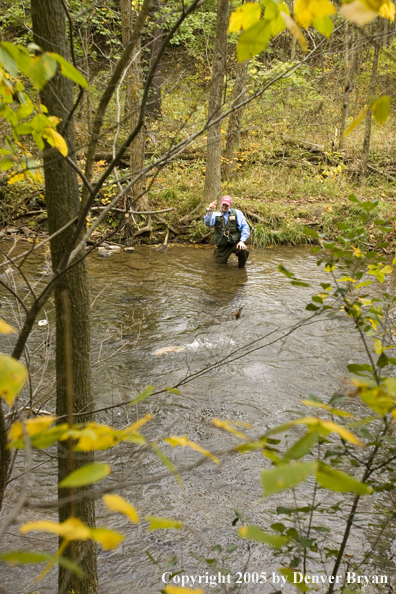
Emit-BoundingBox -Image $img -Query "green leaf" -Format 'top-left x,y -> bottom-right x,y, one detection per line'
316,463 -> 373,495
165,387 -> 182,395
291,280 -> 311,287
306,303 -> 320,311
304,226 -> 319,238
237,19 -> 271,62
0,354 -> 28,406
238,525 -> 289,548
27,54 -> 58,90
151,442 -> 183,488
0,550 -> 84,577
0,44 -> 18,76
145,516 -> 183,531
50,53 -> 88,89
281,431 -> 320,462
377,352 -> 389,368
313,15 -> 334,38
0,550 -> 51,564
347,363 -> 373,377
278,264 -> 295,278
371,95 -> 390,125
129,385 -> 155,405
261,462 -> 317,496
59,462 -> 111,487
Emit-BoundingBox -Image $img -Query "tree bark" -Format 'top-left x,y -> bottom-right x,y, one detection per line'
222,58 -> 249,179
202,0 -> 229,203
359,38 -> 381,183
146,0 -> 163,118
338,28 -> 358,148
0,403 -> 10,513
121,0 -> 148,214
30,2 -> 98,593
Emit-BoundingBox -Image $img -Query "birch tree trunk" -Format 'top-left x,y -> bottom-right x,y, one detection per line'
30,2 -> 98,593
202,0 -> 229,203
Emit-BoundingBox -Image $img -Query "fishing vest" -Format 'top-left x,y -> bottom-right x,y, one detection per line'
213,208 -> 241,247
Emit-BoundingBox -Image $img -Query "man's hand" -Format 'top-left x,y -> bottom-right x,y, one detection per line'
237,241 -> 247,250
209,201 -> 217,210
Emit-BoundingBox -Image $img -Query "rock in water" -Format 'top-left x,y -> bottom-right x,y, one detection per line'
98,247 -> 113,258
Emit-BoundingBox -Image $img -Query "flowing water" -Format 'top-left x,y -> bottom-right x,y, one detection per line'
0,244 -> 393,593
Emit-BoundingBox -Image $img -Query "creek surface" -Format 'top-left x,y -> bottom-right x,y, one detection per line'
1,244 -> 391,593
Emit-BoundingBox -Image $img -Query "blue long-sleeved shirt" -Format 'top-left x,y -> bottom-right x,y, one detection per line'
204,209 -> 250,243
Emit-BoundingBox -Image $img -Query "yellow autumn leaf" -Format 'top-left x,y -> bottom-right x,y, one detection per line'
281,12 -> 308,51
0,318 -> 17,334
379,0 -> 395,19
35,171 -> 43,184
164,435 -> 219,464
47,115 -> 61,126
74,423 -> 118,451
165,587 -> 204,594
128,412 -> 152,433
9,416 -> 57,441
212,418 -> 249,440
90,527 -> 124,550
102,494 -> 139,523
300,400 -> 355,418
20,518 -> 91,541
228,2 -> 261,32
8,172 -> 25,185
373,339 -> 383,355
43,127 -> 68,157
313,418 -> 363,446
294,0 -> 335,28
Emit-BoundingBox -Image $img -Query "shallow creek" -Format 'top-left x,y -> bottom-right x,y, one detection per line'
1,244 -> 392,593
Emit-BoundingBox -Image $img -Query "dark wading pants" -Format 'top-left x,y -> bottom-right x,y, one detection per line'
214,242 -> 249,267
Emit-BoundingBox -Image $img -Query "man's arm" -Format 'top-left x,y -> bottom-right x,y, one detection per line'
236,210 -> 250,242
204,212 -> 216,227
204,201 -> 218,227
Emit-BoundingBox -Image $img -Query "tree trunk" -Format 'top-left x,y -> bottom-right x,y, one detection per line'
0,404 -> 10,513
338,28 -> 358,148
146,0 -> 163,118
202,0 -> 229,204
284,37 -> 296,119
30,2 -> 98,594
81,22 -> 92,136
121,0 -> 148,214
359,39 -> 380,183
222,58 -> 249,179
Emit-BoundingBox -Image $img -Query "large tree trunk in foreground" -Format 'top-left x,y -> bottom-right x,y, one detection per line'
359,39 -> 380,183
121,0 -> 148,214
223,58 -> 249,179
203,0 -> 229,203
31,2 -> 98,593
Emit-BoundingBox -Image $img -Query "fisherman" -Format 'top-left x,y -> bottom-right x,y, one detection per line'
204,196 -> 250,267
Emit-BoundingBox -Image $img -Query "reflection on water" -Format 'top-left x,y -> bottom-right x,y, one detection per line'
1,243 -> 389,594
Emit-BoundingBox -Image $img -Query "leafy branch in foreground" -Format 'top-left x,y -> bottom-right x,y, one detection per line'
229,198 -> 396,591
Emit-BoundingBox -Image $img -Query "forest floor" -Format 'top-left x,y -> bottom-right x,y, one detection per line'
1,53 -> 396,250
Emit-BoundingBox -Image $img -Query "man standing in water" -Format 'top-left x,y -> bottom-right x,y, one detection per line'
204,196 -> 250,267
